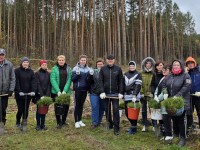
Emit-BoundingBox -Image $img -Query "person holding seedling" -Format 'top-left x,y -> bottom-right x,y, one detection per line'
34,60 -> 51,131
162,60 -> 191,147
14,57 -> 36,130
50,55 -> 72,129
124,61 -> 142,134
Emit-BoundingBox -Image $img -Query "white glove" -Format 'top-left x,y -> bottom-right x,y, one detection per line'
154,95 -> 159,102
118,94 -> 123,99
173,96 -> 177,99
76,67 -> 80,75
19,92 -> 25,96
62,91 -> 66,95
100,93 -> 106,99
57,91 -> 61,96
163,94 -> 168,100
89,68 -> 94,75
30,92 -> 35,96
41,96 -> 44,99
132,95 -> 137,103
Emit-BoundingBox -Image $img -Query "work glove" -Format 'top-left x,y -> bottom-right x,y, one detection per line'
8,91 -> 13,97
163,94 -> 168,100
132,95 -> 137,103
118,94 -> 123,99
100,93 -> 106,99
19,92 -> 25,96
57,91 -> 61,96
76,67 -> 80,75
30,92 -> 35,96
41,96 -> 44,99
89,68 -> 94,75
62,91 -> 66,95
154,95 -> 159,102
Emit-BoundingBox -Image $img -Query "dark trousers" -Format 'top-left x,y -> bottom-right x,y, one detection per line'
125,101 -> 137,126
187,96 -> 200,128
140,97 -> 150,126
0,96 -> 8,124
74,90 -> 87,122
163,114 -> 172,136
172,111 -> 186,138
16,97 -> 31,124
36,106 -> 46,127
52,94 -> 69,125
104,98 -> 120,132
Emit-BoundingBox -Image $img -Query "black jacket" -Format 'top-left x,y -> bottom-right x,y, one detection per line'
87,69 -> 101,95
14,65 -> 36,99
99,64 -> 124,95
151,72 -> 164,95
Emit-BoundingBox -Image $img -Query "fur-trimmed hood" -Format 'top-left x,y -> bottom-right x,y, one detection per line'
141,57 -> 155,72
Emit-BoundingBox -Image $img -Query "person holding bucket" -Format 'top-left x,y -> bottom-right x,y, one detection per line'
87,59 -> 105,129
72,55 -> 90,128
50,55 -> 72,129
140,57 -> 155,132
124,61 -> 142,134
14,57 -> 36,129
0,48 -> 15,132
33,60 -> 51,131
99,54 -> 124,135
162,60 -> 191,147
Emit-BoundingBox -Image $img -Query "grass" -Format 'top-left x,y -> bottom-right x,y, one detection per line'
0,99 -> 199,150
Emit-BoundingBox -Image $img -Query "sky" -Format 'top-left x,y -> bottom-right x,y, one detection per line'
172,0 -> 200,34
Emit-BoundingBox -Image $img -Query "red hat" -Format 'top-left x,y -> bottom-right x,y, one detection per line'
39,60 -> 47,66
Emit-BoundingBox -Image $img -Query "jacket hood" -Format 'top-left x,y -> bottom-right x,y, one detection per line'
185,56 -> 197,67
128,61 -> 136,68
172,59 -> 185,74
141,57 -> 155,72
76,62 -> 88,68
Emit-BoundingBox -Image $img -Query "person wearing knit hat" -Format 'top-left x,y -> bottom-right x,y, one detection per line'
185,56 -> 200,133
20,57 -> 30,69
124,61 -> 142,134
33,59 -> 50,131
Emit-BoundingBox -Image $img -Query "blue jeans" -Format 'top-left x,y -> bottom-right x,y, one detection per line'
90,94 -> 104,125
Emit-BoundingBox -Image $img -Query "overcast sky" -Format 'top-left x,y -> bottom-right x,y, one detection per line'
172,0 -> 200,34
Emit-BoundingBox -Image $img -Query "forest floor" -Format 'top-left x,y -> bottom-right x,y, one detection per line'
0,98 -> 200,150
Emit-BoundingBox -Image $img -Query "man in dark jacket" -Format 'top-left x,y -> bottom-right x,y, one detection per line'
99,54 -> 124,135
185,56 -> 200,130
0,48 -> 16,127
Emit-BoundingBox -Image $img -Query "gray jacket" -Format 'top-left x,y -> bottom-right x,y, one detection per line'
0,59 -> 16,94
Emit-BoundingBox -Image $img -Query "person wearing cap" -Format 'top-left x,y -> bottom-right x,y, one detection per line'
123,61 -> 142,134
0,48 -> 15,127
14,57 -> 36,128
162,60 -> 191,147
185,56 -> 200,131
50,55 -> 72,129
87,59 -> 105,129
33,60 -> 51,130
140,57 -> 155,132
99,54 -> 124,135
72,55 -> 90,128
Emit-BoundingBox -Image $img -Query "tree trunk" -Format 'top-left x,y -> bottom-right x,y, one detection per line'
116,0 -> 121,65
121,0 -> 126,65
42,0 -> 46,58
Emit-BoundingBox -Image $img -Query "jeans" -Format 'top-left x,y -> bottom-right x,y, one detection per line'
104,98 -> 120,132
90,94 -> 104,125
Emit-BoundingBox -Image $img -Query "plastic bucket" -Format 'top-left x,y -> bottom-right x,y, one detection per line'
127,107 -> 140,120
38,106 -> 49,115
55,104 -> 65,115
150,108 -> 162,120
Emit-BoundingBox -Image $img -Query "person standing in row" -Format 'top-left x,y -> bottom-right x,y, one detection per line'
124,61 -> 142,134
34,60 -> 51,130
99,55 -> 124,135
0,48 -> 15,127
14,57 -> 36,128
87,59 -> 105,129
72,55 -> 90,128
140,57 -> 155,131
50,55 -> 72,129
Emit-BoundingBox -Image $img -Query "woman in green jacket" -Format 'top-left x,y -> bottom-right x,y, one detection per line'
50,55 -> 72,129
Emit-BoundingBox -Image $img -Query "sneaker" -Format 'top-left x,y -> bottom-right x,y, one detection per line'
152,127 -> 155,132
79,121 -> 86,127
165,136 -> 173,140
36,126 -> 41,131
15,124 -> 21,129
75,122 -> 80,128
91,124 -> 98,129
142,126 -> 146,132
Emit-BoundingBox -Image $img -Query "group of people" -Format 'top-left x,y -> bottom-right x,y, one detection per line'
0,47 -> 200,147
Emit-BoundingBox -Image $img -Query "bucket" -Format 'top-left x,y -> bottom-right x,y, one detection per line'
166,107 -> 184,116
55,104 -> 65,115
119,109 -> 123,118
150,109 -> 162,120
127,107 -> 140,120
38,106 -> 49,115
